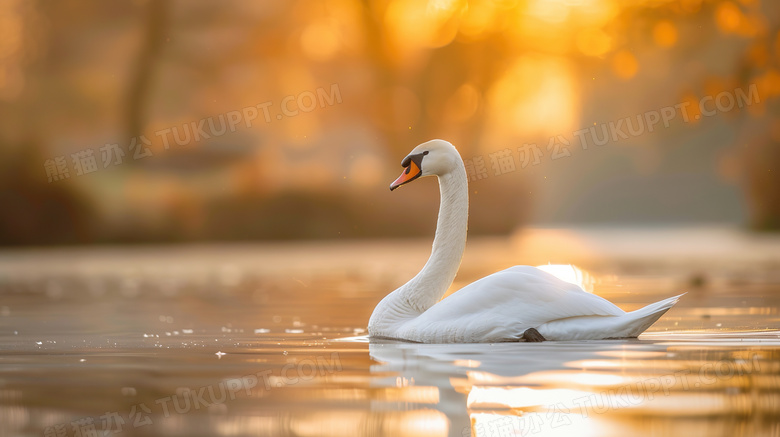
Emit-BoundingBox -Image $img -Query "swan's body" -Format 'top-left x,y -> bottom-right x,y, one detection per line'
368,139 -> 682,343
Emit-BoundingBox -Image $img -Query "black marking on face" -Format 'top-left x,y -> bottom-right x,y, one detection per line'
390,151 -> 428,191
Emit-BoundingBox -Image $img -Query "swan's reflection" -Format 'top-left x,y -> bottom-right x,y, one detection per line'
368,339 -> 611,437
368,337 -> 780,437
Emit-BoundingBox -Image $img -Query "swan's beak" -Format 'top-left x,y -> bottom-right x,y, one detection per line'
390,154 -> 424,191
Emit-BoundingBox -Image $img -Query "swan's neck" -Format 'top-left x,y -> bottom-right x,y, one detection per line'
398,165 -> 469,313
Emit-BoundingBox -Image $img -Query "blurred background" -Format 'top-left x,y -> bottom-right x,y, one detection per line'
0,0 -> 778,246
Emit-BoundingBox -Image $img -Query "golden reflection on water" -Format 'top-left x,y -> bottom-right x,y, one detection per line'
214,410 -> 449,437
0,241 -> 779,436
459,344 -> 780,437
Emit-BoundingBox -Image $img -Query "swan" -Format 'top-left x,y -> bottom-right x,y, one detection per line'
368,139 -> 683,343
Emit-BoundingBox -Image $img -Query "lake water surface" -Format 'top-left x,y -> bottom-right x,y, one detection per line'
1,228 -> 780,437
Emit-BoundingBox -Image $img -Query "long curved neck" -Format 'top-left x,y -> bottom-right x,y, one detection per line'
399,163 -> 469,313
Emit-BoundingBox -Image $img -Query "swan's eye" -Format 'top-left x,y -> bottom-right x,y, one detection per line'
423,151 -> 429,155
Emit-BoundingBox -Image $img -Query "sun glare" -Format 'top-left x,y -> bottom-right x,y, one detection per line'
484,55 -> 579,144
535,264 -> 593,292
471,411 -> 602,437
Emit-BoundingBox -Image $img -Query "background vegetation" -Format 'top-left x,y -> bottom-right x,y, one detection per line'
0,0 -> 778,245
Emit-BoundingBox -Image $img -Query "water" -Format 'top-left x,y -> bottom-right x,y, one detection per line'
1,230 -> 780,437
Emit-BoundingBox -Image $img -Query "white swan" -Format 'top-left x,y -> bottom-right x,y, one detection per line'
368,139 -> 683,343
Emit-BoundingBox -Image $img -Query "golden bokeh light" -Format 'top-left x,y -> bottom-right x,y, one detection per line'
653,20 -> 678,47
611,49 -> 639,80
384,0 -> 466,56
485,55 -> 579,142
576,27 -> 612,57
526,0 -> 570,24
300,22 -> 341,61
458,0 -> 497,40
715,1 -> 744,34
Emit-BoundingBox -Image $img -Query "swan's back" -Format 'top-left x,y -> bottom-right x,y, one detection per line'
395,266 -> 625,343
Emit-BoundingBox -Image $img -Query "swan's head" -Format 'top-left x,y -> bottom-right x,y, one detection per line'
390,139 -> 460,191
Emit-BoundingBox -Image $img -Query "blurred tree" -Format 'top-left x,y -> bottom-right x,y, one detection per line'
0,142 -> 94,245
124,0 -> 171,144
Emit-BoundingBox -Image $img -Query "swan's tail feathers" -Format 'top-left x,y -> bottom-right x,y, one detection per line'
617,293 -> 686,338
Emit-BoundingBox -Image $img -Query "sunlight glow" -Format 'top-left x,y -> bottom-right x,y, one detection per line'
385,409 -> 449,437
378,386 -> 441,404
300,22 -> 340,61
458,0 -> 497,39
471,412 -> 601,437
384,0 -> 465,53
565,359 -> 623,369
576,27 -> 612,56
653,20 -> 678,47
467,386 -> 591,409
464,369 -> 631,393
535,264 -> 593,292
485,55 -> 579,142
611,50 -> 639,80
526,0 -> 570,24
715,1 -> 743,34
523,370 -> 629,387
277,410 -> 448,437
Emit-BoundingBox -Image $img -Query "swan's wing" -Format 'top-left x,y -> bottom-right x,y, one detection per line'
441,265 -> 626,321
399,266 -> 625,342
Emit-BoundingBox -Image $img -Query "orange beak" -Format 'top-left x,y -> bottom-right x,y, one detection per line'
390,156 -> 423,191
